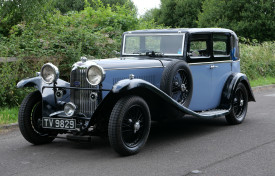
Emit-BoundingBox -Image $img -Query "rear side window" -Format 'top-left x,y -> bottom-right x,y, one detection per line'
213,34 -> 230,56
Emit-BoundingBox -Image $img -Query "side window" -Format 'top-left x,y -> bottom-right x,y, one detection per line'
188,34 -> 210,59
213,34 -> 230,57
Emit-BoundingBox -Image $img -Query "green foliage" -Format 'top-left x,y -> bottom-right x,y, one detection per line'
0,3 -> 158,61
240,42 -> 275,80
198,0 -> 275,42
0,58 -> 54,107
0,107 -> 18,125
0,0 -> 54,36
54,0 -> 136,14
144,0 -> 203,28
0,1 -> 161,107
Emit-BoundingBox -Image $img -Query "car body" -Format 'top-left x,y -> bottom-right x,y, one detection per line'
17,28 -> 255,155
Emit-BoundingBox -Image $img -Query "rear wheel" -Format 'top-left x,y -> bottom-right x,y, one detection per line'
18,91 -> 56,144
108,96 -> 151,156
225,83 -> 248,125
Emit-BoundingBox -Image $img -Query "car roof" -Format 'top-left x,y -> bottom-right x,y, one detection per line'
123,28 -> 238,39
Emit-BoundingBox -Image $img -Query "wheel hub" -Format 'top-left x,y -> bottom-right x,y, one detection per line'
240,100 -> 244,106
180,84 -> 186,92
134,121 -> 141,133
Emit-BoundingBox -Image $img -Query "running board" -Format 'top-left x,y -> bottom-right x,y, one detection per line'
195,109 -> 229,118
111,79 -> 231,120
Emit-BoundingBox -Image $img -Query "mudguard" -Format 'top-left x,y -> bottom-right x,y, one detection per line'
17,77 -> 43,92
220,73 -> 256,109
17,76 -> 70,92
17,76 -> 71,117
93,79 -> 230,120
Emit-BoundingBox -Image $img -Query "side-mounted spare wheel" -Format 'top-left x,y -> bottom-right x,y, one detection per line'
160,60 -> 193,107
18,90 -> 56,144
108,96 -> 151,156
225,83 -> 248,125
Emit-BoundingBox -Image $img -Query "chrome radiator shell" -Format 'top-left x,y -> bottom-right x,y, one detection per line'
70,68 -> 97,117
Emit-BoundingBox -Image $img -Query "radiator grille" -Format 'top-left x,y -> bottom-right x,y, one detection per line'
70,68 -> 97,117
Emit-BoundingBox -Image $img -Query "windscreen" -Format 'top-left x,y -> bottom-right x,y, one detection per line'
122,34 -> 185,56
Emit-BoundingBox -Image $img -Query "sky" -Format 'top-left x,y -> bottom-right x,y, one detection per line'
132,0 -> 161,16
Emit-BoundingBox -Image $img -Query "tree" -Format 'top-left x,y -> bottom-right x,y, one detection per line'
0,0 -> 136,37
145,0 -> 204,28
141,8 -> 160,22
198,0 -> 275,41
54,0 -> 136,14
0,0 -> 53,36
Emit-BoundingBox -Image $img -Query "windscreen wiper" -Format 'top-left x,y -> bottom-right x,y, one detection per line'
132,52 -> 146,55
145,51 -> 164,57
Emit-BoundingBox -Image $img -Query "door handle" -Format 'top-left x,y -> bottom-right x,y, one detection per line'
210,65 -> 218,69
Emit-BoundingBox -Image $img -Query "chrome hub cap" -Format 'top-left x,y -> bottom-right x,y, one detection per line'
134,120 -> 141,133
240,100 -> 244,106
180,84 -> 186,92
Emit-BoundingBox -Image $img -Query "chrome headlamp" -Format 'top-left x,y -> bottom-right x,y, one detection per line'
86,65 -> 105,86
41,63 -> 59,84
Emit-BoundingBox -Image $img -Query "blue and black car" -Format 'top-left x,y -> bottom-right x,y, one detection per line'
17,28 -> 255,155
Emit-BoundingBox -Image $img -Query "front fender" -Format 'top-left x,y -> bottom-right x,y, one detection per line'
220,73 -> 256,109
17,76 -> 70,117
92,79 -> 229,121
17,76 -> 42,91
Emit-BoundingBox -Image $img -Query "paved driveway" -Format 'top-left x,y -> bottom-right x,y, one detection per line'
0,87 -> 275,176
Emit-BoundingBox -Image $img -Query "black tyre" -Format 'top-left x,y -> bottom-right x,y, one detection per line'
18,91 -> 56,144
225,83 -> 248,125
108,96 -> 151,156
160,60 -> 193,107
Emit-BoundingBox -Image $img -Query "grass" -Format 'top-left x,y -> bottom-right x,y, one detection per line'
250,76 -> 275,87
0,107 -> 18,125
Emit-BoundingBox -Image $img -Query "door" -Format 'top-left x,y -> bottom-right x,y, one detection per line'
187,34 -> 214,111
211,33 -> 232,107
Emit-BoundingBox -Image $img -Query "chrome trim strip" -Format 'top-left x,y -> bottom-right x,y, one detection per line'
189,60 -> 233,65
105,66 -> 164,71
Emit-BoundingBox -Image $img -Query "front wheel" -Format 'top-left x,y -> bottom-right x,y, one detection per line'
108,96 -> 151,156
18,91 -> 56,144
225,83 -> 248,125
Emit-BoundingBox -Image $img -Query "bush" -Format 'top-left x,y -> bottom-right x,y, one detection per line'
0,58 -> 61,107
240,42 -> 275,80
0,2 -> 161,107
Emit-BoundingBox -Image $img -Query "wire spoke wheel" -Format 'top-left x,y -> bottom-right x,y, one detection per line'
18,91 -> 56,145
225,83 -> 248,125
122,105 -> 145,147
31,101 -> 48,136
108,96 -> 151,156
171,69 -> 190,104
160,61 -> 193,109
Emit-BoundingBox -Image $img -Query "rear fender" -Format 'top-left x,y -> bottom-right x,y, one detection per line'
220,73 -> 256,109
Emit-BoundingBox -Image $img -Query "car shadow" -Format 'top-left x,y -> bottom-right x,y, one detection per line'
21,116 -> 230,159
147,116 -> 228,146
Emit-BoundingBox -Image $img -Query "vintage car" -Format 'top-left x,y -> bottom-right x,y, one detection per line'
17,28 -> 255,156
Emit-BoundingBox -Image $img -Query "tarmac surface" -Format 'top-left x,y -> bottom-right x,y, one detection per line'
0,87 -> 275,176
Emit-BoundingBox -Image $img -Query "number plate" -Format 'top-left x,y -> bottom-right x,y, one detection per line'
42,117 -> 76,130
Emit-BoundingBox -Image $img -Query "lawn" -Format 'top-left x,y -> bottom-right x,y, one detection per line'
250,76 -> 275,87
0,107 -> 18,125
